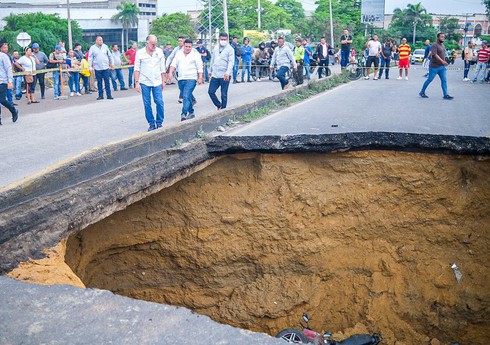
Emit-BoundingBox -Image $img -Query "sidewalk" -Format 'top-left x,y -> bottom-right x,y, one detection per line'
1,67 -> 324,188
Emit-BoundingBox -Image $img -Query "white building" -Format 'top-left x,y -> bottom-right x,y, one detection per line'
0,0 -> 157,49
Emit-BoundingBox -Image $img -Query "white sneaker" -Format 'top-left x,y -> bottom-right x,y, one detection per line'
397,76 -> 402,80
463,78 -> 469,81
405,77 -> 409,80
374,77 -> 378,80
76,92 -> 82,96
257,78 -> 261,82
70,92 -> 75,97
364,76 -> 370,80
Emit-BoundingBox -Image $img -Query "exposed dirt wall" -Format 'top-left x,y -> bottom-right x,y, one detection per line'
12,151 -> 490,344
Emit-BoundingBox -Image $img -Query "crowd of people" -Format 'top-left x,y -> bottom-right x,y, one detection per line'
1,30 -> 489,128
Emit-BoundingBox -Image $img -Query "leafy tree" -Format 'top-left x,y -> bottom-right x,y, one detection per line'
151,13 -> 196,45
111,1 -> 140,51
438,17 -> 461,42
389,3 -> 435,45
310,0 -> 361,46
275,0 -> 307,34
484,0 -> 490,17
0,12 -> 83,52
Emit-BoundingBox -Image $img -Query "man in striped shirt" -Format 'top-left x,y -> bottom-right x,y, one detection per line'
471,41 -> 490,83
397,38 -> 411,80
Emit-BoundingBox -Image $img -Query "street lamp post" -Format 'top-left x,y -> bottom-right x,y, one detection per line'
257,0 -> 263,31
329,0 -> 334,48
67,0 -> 73,50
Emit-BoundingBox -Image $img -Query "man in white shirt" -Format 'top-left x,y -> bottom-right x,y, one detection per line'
364,34 -> 382,80
134,35 -> 166,131
169,39 -> 203,121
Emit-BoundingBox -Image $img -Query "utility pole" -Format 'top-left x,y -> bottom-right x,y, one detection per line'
257,0 -> 262,31
223,0 -> 229,34
208,0 -> 212,51
329,0 -> 334,47
67,0 -> 73,50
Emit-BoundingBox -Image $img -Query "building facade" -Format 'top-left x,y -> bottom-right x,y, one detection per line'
0,0 -> 158,49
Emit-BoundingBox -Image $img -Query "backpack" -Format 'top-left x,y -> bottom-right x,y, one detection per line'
206,48 -> 211,61
461,49 -> 465,60
47,52 -> 59,69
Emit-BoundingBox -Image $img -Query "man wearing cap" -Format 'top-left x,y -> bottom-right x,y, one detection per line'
471,40 -> 490,83
31,43 -> 49,99
49,45 -> 66,100
196,40 -> 210,83
0,42 -> 19,125
88,36 -> 114,100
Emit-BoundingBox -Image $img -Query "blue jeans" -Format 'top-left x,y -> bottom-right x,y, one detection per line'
233,57 -> 239,81
241,60 -> 251,81
81,75 -> 89,92
111,68 -> 126,90
203,63 -> 209,82
52,71 -> 61,97
178,79 -> 197,115
208,77 -> 230,109
95,69 -> 112,98
13,76 -> 23,99
304,63 -> 311,80
463,61 -> 471,79
276,66 -> 290,89
378,56 -> 391,78
69,71 -> 81,93
472,61 -> 487,82
128,66 -> 134,87
140,83 -> 164,127
421,65 -> 448,97
341,50 -> 350,67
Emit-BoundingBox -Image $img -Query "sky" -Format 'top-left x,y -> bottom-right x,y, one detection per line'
158,0 -> 487,16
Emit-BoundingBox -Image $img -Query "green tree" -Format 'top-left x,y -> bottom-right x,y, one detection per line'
438,17 -> 461,42
275,0 -> 307,34
0,12 -> 83,52
111,1 -> 140,51
151,13 -> 196,45
390,3 -> 433,45
310,0 -> 361,46
484,0 -> 490,17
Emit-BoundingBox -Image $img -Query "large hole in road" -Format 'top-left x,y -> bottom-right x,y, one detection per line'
14,151 -> 490,344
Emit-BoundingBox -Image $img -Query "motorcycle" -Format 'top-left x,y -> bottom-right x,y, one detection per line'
275,313 -> 381,345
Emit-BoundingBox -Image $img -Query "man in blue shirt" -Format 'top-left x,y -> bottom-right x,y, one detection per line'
196,40 -> 210,83
241,37 -> 253,82
88,36 -> 115,100
302,38 -> 312,81
422,39 -> 432,77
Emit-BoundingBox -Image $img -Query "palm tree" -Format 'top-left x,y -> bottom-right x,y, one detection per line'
111,1 -> 140,51
406,2 -> 427,45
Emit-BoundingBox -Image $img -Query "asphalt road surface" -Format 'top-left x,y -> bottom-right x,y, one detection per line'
227,60 -> 489,137
1,61 -> 488,188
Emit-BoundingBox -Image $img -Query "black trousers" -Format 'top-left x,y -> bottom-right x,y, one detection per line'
317,59 -> 330,78
32,72 -> 46,97
0,83 -> 17,120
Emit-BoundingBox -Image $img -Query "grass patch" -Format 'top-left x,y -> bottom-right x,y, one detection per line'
235,73 -> 350,124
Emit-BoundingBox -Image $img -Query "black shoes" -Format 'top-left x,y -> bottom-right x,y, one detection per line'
96,97 -> 104,100
121,87 -> 128,90
181,113 -> 195,122
148,124 -> 156,131
107,96 -> 114,100
12,109 -> 19,123
443,95 -> 454,100
419,92 -> 428,98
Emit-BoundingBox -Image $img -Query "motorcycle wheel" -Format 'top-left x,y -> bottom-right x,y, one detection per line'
275,328 -> 308,343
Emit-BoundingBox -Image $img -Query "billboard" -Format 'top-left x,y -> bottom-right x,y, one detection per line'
361,0 -> 385,25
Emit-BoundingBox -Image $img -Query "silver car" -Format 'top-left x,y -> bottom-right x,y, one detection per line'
410,49 -> 425,64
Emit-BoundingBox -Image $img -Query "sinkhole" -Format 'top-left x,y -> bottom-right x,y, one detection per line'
10,151 -> 490,344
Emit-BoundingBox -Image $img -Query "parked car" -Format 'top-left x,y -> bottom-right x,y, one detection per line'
410,49 -> 425,64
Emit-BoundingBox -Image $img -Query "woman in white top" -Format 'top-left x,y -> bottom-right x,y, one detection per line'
17,47 -> 40,104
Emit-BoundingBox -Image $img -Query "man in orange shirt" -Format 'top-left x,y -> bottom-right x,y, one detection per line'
397,38 -> 411,80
